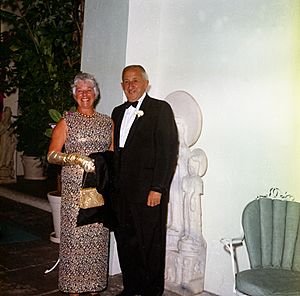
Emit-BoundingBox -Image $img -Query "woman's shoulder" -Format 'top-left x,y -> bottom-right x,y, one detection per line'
95,112 -> 113,124
62,110 -> 76,120
95,112 -> 110,119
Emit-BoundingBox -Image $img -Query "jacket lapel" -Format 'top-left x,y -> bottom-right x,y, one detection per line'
115,103 -> 127,149
124,96 -> 149,148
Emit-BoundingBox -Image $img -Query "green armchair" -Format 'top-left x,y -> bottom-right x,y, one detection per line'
221,196 -> 300,295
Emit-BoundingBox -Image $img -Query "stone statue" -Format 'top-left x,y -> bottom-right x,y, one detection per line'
0,106 -> 17,182
182,148 -> 208,244
167,117 -> 189,237
164,91 -> 208,295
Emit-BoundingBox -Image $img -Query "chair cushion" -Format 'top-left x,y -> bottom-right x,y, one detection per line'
236,268 -> 300,295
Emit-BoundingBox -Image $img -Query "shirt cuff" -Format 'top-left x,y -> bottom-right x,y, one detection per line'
150,186 -> 163,194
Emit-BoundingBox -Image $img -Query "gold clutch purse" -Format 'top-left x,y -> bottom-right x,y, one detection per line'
79,187 -> 105,209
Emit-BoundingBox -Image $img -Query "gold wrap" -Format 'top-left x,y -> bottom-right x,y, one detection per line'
47,151 -> 95,172
79,188 -> 105,209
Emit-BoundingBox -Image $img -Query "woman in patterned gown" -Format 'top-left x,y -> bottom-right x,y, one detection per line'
47,72 -> 113,296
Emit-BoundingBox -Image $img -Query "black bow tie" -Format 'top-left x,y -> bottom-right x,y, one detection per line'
125,101 -> 138,109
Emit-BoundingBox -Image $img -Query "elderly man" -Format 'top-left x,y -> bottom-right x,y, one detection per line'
111,65 -> 178,296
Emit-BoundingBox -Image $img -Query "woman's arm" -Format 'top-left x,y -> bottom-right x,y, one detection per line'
48,118 -> 67,154
47,118 -> 95,172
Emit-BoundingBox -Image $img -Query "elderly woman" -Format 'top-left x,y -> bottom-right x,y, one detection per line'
47,72 -> 113,296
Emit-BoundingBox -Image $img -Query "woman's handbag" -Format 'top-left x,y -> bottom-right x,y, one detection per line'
79,187 -> 104,209
76,151 -> 115,228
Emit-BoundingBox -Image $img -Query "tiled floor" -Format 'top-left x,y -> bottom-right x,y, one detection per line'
0,175 -> 216,296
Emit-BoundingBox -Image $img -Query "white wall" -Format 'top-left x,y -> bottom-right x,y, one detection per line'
125,1 -> 300,295
81,0 -> 129,115
82,0 -> 300,295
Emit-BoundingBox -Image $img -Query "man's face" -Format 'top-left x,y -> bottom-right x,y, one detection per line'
121,68 -> 149,102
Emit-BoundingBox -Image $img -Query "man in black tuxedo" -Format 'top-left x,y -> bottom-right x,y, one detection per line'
111,65 -> 178,296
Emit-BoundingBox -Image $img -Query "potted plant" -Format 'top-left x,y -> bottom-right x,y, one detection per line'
0,0 -> 84,179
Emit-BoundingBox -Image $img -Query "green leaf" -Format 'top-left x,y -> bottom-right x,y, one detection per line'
49,109 -> 62,122
45,128 -> 53,138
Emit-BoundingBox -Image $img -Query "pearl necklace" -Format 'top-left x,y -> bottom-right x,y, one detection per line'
76,110 -> 96,118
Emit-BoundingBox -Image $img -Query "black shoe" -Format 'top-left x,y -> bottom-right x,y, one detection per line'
116,290 -> 140,296
116,291 -> 131,296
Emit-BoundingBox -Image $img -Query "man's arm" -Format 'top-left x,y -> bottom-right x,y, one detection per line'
150,101 -> 179,196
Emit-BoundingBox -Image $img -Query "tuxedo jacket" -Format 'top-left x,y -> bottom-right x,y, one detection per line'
111,94 -> 178,204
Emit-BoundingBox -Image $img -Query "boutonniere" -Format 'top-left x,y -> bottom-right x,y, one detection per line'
135,110 -> 144,118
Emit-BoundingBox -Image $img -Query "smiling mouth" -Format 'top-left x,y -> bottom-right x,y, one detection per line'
127,89 -> 137,95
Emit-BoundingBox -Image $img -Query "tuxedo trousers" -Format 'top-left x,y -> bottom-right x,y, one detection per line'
114,200 -> 168,296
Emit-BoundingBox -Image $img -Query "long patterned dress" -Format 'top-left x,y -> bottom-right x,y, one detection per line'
59,111 -> 112,293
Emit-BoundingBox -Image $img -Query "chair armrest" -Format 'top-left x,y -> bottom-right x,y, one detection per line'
221,237 -> 243,247
221,237 -> 244,293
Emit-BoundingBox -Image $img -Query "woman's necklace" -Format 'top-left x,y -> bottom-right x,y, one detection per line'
76,110 -> 96,118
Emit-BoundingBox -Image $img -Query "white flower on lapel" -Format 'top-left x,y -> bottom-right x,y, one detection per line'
135,110 -> 144,118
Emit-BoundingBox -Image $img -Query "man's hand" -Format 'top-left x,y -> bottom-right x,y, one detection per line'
147,190 -> 162,207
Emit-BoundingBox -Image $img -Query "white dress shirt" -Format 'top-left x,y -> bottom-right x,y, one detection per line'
119,94 -> 145,148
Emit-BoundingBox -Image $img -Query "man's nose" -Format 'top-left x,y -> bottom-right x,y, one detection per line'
128,81 -> 135,88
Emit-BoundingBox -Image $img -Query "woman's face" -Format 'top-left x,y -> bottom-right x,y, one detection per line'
74,80 -> 96,111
